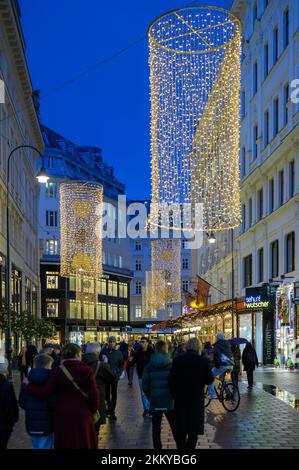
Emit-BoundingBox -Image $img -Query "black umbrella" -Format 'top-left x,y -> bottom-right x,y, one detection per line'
229,337 -> 248,345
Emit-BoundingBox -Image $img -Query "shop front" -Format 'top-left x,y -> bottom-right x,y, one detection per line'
68,324 -> 130,345
238,285 -> 277,364
275,283 -> 297,367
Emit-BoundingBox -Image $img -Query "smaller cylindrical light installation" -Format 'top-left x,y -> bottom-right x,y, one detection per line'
60,181 -> 103,278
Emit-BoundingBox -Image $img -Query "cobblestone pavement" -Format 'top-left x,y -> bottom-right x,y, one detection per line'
8,368 -> 299,450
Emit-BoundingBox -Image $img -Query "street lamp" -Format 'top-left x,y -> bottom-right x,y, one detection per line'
5,144 -> 47,382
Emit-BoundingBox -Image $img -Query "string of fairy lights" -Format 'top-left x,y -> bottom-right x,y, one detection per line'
146,7 -> 241,312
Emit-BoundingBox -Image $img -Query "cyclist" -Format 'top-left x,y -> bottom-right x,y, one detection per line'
208,332 -> 234,399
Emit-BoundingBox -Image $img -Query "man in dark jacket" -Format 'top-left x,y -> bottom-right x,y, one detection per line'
208,332 -> 234,399
168,338 -> 213,450
0,359 -> 19,449
135,337 -> 154,417
82,343 -> 118,436
100,337 -> 123,420
242,342 -> 259,389
19,353 -> 55,449
142,341 -> 176,449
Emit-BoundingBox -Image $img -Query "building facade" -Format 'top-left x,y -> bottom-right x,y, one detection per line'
0,0 -> 43,341
39,125 -> 132,344
192,0 -> 299,365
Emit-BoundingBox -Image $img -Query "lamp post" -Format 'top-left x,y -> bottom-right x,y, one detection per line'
5,145 -> 48,382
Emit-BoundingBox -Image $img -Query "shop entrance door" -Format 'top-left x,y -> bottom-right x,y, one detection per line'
255,311 -> 263,364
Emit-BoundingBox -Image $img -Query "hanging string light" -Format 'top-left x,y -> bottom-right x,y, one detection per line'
148,6 -> 242,231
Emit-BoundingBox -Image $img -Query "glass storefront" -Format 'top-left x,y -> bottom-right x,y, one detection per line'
238,311 -> 263,363
276,284 -> 295,366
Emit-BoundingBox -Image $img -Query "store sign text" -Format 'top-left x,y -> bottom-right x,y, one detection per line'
245,295 -> 269,309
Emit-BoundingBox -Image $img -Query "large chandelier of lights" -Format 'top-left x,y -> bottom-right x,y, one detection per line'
60,181 -> 103,278
148,6 -> 242,231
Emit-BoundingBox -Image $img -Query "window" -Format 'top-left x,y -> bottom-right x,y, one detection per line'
273,97 -> 279,136
241,89 -> 246,119
244,255 -> 252,287
241,147 -> 246,177
253,62 -> 258,95
135,241 -> 142,251
289,160 -> 295,198
269,178 -> 274,213
258,248 -> 264,283
273,26 -> 278,64
46,239 -> 58,255
182,239 -> 189,249
135,281 -> 142,295
242,204 -> 246,231
47,156 -> 55,169
264,110 -> 269,147
119,282 -> 128,298
264,43 -> 269,79
271,240 -> 279,278
46,300 -> 59,318
108,280 -> 118,297
248,198 -> 253,226
135,305 -> 142,318
98,278 -> 107,296
286,232 -> 295,273
257,188 -> 263,220
108,304 -> 118,321
182,280 -> 189,291
45,182 -> 57,198
83,302 -> 94,320
135,259 -> 141,271
46,210 -> 58,227
283,7 -> 289,49
46,272 -> 58,289
284,84 -> 289,126
279,170 -> 284,206
96,302 -> 107,320
253,125 -> 258,159
182,258 -> 189,270
119,305 -> 128,322
68,299 -> 81,319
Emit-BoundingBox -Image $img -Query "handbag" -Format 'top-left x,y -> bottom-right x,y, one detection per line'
60,364 -> 100,424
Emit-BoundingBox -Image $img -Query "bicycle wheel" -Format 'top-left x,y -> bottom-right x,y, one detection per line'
204,385 -> 211,408
222,382 -> 240,412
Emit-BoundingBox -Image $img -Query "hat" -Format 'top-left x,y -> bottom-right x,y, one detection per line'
217,332 -> 225,341
108,336 -> 116,342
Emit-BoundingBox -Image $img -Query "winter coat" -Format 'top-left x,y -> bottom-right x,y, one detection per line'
26,359 -> 99,449
82,353 -> 118,425
100,347 -> 124,379
142,352 -> 174,412
19,368 -> 55,437
242,346 -> 259,371
213,339 -> 233,368
168,351 -> 213,436
0,375 -> 19,440
135,348 -> 154,379
17,345 -> 38,370
232,348 -> 241,374
119,342 -> 129,361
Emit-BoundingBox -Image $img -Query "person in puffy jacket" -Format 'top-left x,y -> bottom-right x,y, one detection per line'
19,353 -> 55,449
142,341 -> 176,450
208,333 -> 234,399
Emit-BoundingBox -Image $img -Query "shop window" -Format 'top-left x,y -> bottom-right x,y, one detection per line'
46,272 -> 58,289
46,300 -> 59,318
108,280 -> 118,297
271,240 -> 279,278
119,305 -> 128,322
285,232 -> 295,273
96,302 -> 107,320
119,282 -> 128,298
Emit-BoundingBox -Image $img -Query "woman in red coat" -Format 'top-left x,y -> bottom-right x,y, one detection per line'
25,343 -> 99,449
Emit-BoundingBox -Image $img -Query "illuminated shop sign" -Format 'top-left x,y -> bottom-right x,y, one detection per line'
245,286 -> 275,309
245,295 -> 269,309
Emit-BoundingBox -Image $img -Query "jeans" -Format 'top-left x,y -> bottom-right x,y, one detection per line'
138,378 -> 150,412
105,381 -> 118,414
208,365 -> 233,399
152,411 -> 176,450
31,434 -> 53,449
127,366 -> 134,384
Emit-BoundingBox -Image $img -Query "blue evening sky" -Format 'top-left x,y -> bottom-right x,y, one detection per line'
20,0 -> 233,199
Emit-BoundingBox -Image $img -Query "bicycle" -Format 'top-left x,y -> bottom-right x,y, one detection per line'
204,370 -> 240,412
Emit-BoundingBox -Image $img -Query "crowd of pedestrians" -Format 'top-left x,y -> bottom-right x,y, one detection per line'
0,333 -> 260,450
